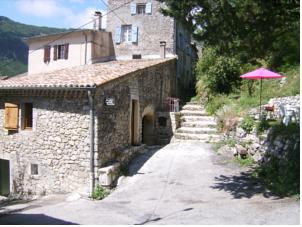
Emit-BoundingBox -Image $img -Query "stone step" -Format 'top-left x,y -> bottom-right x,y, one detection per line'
181,121 -> 217,128
182,104 -> 205,111
174,133 -> 221,142
176,127 -> 217,134
181,115 -> 215,122
180,110 -> 208,116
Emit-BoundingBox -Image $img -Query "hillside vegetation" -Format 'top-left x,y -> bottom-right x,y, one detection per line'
0,16 -> 69,76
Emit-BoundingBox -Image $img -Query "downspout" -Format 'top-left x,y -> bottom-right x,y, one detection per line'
87,86 -> 96,196
84,32 -> 88,65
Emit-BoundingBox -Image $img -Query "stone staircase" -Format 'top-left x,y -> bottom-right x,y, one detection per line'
173,102 -> 221,142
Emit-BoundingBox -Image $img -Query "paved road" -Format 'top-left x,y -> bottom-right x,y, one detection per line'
0,141 -> 299,224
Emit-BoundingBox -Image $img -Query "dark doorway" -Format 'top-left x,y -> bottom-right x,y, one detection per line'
142,114 -> 154,145
131,100 -> 139,145
0,159 -> 10,196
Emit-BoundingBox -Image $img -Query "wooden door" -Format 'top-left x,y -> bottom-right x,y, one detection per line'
0,159 -> 10,196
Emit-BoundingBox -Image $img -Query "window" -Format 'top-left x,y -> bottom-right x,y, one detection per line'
53,44 -> 69,60
131,2 -> 152,15
158,117 -> 167,127
43,46 -> 51,63
23,103 -> 33,130
137,4 -> 146,14
122,25 -> 132,43
132,54 -> 142,59
31,164 -> 38,175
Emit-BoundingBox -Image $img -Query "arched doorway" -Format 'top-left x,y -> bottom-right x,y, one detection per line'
142,113 -> 154,146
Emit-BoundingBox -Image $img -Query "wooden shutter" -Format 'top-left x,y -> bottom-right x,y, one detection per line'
53,45 -> 57,61
4,103 -> 19,130
131,25 -> 138,43
130,2 -> 136,15
44,46 -> 50,63
64,43 -> 69,59
115,26 -> 122,44
146,2 -> 152,14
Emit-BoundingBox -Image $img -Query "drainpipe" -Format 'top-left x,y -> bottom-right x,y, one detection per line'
87,87 -> 96,196
83,32 -> 88,65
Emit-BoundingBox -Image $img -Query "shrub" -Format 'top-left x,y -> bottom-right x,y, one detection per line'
205,95 -> 230,115
196,47 -> 241,96
256,117 -> 270,134
240,116 -> 255,133
91,185 -> 110,200
215,104 -> 239,133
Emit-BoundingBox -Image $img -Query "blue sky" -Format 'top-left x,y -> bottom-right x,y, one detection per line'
0,0 -> 108,29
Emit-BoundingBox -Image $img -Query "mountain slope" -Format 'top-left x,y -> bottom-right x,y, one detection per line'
0,16 -> 69,76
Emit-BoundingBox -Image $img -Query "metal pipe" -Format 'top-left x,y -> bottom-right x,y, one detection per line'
87,89 -> 96,196
84,32 -> 88,65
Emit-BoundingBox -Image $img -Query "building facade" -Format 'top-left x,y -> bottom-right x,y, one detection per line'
26,30 -> 115,75
106,0 -> 197,97
0,57 -> 176,196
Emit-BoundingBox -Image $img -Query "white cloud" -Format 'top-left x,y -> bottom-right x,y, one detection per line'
16,0 -> 63,18
65,8 -> 107,29
16,0 -> 107,29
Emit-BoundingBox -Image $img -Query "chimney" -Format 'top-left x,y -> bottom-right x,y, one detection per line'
160,41 -> 166,58
94,11 -> 102,30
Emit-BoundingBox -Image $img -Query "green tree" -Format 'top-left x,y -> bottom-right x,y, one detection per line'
160,0 -> 299,67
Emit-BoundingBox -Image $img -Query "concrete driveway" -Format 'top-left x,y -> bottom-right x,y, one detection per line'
0,141 -> 299,224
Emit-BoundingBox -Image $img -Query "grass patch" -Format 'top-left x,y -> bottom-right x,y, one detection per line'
233,154 -> 255,167
91,185 -> 110,200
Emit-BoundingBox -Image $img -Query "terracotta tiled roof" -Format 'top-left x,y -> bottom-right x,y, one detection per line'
0,58 -> 175,89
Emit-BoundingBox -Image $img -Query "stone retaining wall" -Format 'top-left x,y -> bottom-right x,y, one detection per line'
0,97 -> 91,195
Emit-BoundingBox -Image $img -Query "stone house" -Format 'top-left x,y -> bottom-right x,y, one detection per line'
0,20 -> 176,195
106,0 -> 197,97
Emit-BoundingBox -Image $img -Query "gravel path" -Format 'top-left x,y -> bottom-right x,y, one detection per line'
0,141 -> 299,224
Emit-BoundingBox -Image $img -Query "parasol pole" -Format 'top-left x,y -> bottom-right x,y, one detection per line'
259,78 -> 262,117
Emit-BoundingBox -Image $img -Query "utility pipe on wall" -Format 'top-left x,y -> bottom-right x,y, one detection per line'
87,88 -> 96,196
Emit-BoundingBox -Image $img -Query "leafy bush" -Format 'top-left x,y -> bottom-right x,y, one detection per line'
196,47 -> 241,96
205,95 -> 230,115
240,116 -> 255,133
91,185 -> 110,200
256,118 -> 270,134
215,104 -> 239,133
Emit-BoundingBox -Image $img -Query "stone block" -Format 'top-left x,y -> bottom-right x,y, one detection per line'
98,162 -> 120,187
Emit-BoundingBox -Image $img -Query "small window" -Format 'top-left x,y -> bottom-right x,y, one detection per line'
31,164 -> 38,175
132,54 -> 142,59
121,25 -> 132,43
158,117 -> 167,127
53,44 -> 69,60
23,103 -> 33,130
137,4 -> 146,14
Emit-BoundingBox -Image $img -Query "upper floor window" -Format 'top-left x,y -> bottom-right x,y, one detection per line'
131,2 -> 152,15
23,103 -> 33,130
122,25 -> 132,43
53,44 -> 69,61
137,4 -> 146,14
115,25 -> 138,44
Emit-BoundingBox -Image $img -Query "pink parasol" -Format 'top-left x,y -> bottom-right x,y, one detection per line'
240,67 -> 285,115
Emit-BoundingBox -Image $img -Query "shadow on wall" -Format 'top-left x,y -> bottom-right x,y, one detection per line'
210,170 -> 283,200
0,213 -> 78,225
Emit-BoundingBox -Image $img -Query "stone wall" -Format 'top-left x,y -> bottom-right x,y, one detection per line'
0,96 -> 91,195
0,59 -> 176,195
95,59 -> 176,168
268,95 -> 300,119
106,0 -> 176,59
